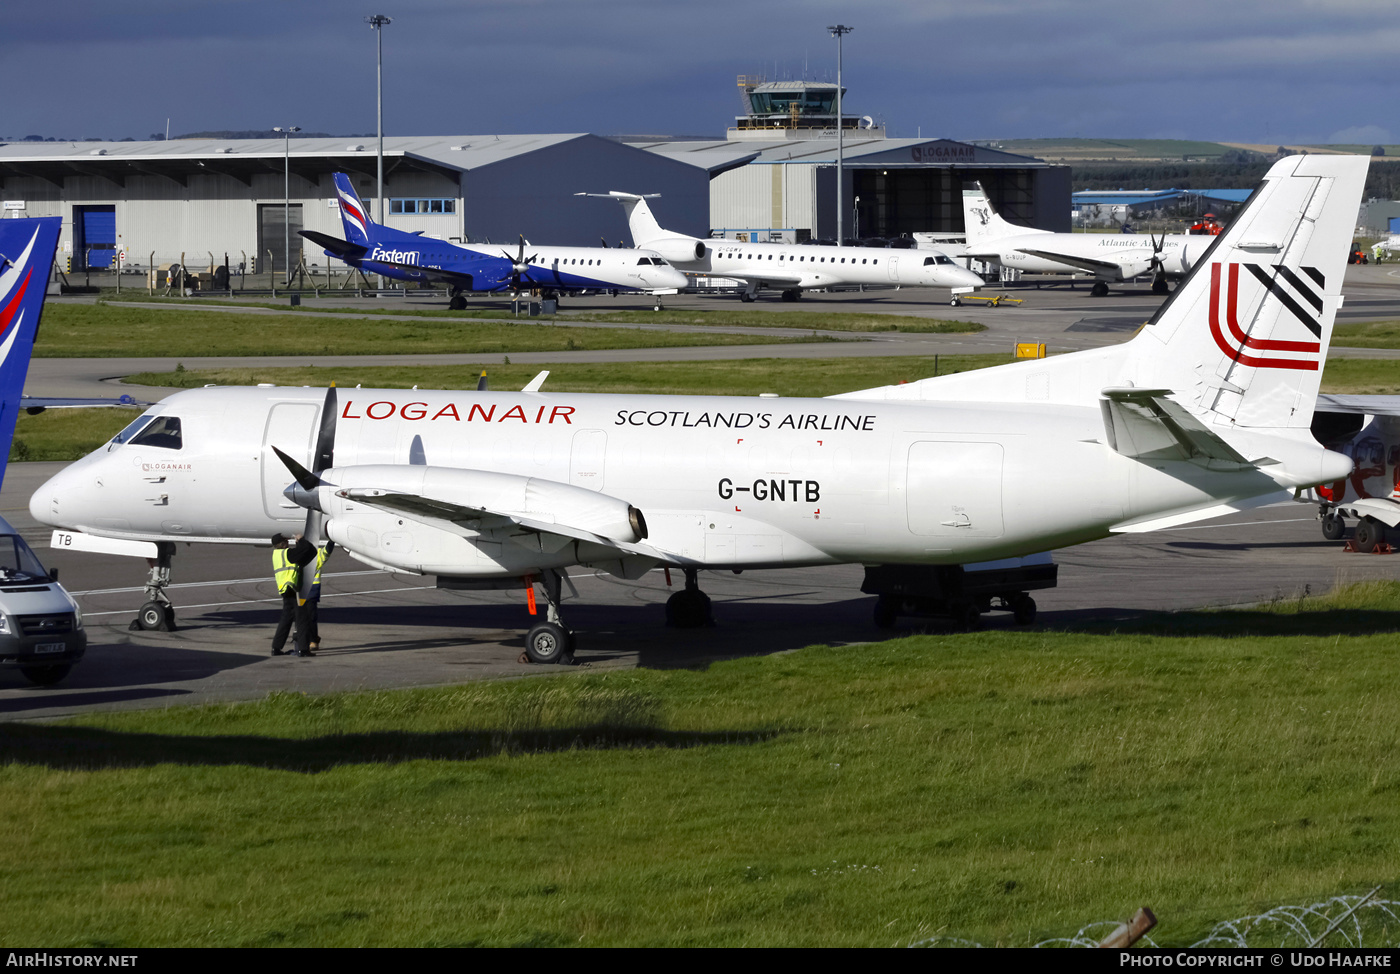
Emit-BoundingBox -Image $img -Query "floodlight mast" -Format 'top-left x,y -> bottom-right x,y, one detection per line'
828,24 -> 852,246
273,125 -> 300,284
366,14 -> 392,224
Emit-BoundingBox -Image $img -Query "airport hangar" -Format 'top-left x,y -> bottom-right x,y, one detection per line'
0,133 -> 1066,272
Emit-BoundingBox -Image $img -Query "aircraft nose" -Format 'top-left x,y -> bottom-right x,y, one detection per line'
952,265 -> 983,288
29,461 -> 97,529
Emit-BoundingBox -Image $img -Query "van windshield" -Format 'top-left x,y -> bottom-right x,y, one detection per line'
0,534 -> 52,582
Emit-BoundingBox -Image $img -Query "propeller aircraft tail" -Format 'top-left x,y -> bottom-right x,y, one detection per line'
960,182 -> 1045,248
0,217 -> 61,492
333,173 -> 375,247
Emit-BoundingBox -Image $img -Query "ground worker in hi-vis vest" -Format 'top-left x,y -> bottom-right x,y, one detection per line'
270,533 -> 317,657
303,541 -> 335,653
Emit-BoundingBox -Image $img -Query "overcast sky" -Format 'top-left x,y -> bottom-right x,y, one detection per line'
6,0 -> 1396,145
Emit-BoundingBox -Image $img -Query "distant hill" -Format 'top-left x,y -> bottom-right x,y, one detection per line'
986,138 -> 1390,163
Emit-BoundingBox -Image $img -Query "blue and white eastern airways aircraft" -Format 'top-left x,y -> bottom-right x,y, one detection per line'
302,174 -> 688,309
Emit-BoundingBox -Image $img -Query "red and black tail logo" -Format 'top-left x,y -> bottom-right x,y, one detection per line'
1209,262 -> 1324,371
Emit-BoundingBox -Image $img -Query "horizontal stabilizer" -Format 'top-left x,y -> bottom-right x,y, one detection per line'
1109,490 -> 1292,533
299,230 -> 367,260
1100,387 -> 1257,467
1315,393 -> 1400,418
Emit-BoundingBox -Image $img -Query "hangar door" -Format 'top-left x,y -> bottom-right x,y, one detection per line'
73,205 -> 116,269
257,204 -> 304,275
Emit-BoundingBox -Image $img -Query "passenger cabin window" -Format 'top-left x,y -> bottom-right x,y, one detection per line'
128,415 -> 182,450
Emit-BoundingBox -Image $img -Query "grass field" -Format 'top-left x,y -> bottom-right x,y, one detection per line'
32,303 -> 833,359
3,581 -> 1399,947
1332,321 -> 1400,351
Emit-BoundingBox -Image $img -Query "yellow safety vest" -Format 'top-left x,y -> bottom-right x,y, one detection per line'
272,549 -> 299,594
312,547 -> 329,587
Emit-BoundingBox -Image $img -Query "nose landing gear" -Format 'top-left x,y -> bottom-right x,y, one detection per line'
131,542 -> 176,632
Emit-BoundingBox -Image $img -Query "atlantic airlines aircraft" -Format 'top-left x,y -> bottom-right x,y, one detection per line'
33,156 -> 1363,663
962,183 -> 1218,297
302,174 -> 688,310
579,192 -> 985,303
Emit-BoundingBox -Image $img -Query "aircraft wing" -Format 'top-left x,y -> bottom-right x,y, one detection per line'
727,271 -> 805,287
1100,387 -> 1263,468
1015,248 -> 1126,277
21,394 -> 148,414
1315,394 -> 1400,417
337,487 -> 667,560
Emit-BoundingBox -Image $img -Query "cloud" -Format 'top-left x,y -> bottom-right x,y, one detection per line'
1327,124 -> 1394,145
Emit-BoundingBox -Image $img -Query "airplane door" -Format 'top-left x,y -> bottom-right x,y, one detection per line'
887,256 -> 900,282
905,441 -> 1004,538
570,430 -> 607,491
261,402 -> 319,520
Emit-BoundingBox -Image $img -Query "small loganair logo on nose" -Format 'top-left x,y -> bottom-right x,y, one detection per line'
1209,261 -> 1325,371
142,462 -> 191,472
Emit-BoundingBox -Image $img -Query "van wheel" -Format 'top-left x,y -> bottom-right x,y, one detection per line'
20,664 -> 71,686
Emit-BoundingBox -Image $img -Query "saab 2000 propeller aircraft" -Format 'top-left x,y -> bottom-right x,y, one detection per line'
301,174 -> 688,310
33,155 -> 1363,663
578,191 -> 985,303
962,182 -> 1217,297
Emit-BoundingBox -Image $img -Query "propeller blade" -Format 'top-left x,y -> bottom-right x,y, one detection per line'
273,446 -> 322,494
477,370 -> 488,391
312,385 -> 337,474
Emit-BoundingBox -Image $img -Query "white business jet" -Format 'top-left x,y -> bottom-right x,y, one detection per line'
33,155 -> 1362,662
962,182 -> 1217,297
578,192 -> 985,304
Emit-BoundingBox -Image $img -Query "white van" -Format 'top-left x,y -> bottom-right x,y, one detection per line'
0,515 -> 85,685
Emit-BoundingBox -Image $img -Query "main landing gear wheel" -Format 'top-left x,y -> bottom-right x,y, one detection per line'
739,292 -> 756,303
873,596 -> 899,630
1010,593 -> 1037,626
19,664 -> 71,686
1321,513 -> 1346,541
134,600 -> 175,632
524,621 -> 573,665
1354,516 -> 1384,553
950,297 -> 961,307
448,293 -> 467,311
666,568 -> 714,629
1090,281 -> 1110,297
780,289 -> 800,302
951,598 -> 982,631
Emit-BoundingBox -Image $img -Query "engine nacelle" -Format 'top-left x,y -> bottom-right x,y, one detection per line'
648,236 -> 706,264
309,465 -> 650,576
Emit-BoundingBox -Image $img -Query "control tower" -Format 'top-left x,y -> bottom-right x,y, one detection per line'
730,76 -> 884,141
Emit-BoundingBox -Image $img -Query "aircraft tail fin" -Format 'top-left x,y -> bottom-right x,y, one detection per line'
576,192 -> 668,247
961,181 -> 1041,247
1125,154 -> 1368,432
333,173 -> 374,247
0,217 -> 61,492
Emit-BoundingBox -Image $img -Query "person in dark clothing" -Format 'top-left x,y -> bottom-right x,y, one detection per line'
304,540 -> 335,652
270,532 -> 317,657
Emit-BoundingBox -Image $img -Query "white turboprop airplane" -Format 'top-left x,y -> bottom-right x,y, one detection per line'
962,182 -> 1219,297
32,155 -> 1362,662
578,192 -> 985,304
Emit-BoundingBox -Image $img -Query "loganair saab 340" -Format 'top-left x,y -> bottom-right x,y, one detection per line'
578,191 -> 985,303
34,156 -> 1363,663
301,174 -> 688,310
962,182 -> 1217,297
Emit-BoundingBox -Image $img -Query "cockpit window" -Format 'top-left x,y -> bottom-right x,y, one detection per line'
128,415 -> 183,450
653,257 -> 669,265
111,413 -> 155,445
0,533 -> 52,582
923,256 -> 954,265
